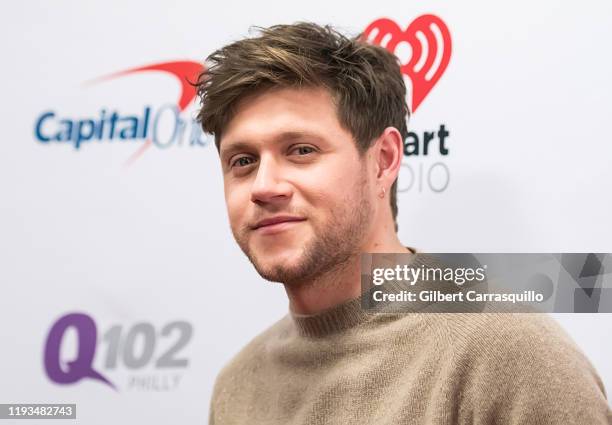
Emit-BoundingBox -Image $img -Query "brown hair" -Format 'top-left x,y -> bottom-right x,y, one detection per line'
194,22 -> 409,232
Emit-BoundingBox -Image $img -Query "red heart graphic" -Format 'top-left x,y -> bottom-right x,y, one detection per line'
363,15 -> 452,113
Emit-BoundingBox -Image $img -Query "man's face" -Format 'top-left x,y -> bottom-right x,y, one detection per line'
219,86 -> 375,286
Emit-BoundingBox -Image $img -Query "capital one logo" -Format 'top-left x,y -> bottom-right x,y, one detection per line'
34,61 -> 207,166
44,312 -> 193,391
365,14 -> 453,193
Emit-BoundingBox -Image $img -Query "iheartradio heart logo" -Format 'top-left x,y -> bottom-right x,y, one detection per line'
363,15 -> 452,113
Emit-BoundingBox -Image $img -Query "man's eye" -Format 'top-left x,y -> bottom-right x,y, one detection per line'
290,145 -> 315,155
231,156 -> 256,167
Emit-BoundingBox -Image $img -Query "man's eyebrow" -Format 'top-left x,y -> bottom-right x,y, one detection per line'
220,131 -> 326,159
220,141 -> 253,160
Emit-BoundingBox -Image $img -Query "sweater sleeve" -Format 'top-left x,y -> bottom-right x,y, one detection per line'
456,314 -> 612,425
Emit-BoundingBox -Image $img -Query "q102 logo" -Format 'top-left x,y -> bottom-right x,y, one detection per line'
44,312 -> 192,391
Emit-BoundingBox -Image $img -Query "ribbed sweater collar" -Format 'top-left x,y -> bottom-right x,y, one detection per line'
290,295 -> 370,338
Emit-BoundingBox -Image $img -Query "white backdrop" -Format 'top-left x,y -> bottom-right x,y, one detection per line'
1,1 -> 611,423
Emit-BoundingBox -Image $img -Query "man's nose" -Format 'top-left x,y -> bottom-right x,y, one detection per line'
250,155 -> 292,204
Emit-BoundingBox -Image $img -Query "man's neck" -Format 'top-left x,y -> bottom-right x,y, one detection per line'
285,237 -> 411,315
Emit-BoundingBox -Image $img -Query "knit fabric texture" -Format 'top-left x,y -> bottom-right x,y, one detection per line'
208,256 -> 612,424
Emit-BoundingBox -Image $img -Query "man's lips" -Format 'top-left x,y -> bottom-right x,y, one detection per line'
252,216 -> 306,230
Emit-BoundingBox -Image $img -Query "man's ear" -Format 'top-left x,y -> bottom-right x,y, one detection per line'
374,127 -> 403,189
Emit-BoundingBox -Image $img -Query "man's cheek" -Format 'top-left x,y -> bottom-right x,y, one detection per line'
225,187 -> 244,215
226,200 -> 245,235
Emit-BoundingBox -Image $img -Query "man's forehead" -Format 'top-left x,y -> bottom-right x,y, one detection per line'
225,85 -> 335,125
218,87 -> 345,154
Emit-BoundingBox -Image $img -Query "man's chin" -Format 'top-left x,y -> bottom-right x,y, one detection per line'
253,261 -> 305,284
249,248 -> 309,284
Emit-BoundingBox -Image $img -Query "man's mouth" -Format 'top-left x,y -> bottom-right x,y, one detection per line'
252,216 -> 307,231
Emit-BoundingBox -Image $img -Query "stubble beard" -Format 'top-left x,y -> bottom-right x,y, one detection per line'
233,171 -> 373,287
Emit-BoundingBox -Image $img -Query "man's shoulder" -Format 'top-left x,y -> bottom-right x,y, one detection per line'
444,313 -> 584,359
432,312 -> 611,423
437,312 -> 576,354
435,312 -> 596,376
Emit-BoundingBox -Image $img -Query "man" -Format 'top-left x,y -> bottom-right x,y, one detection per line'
196,22 -> 611,424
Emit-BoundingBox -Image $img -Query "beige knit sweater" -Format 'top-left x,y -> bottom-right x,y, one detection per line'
208,279 -> 612,424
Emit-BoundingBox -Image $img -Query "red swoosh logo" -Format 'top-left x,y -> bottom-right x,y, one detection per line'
86,60 -> 204,111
